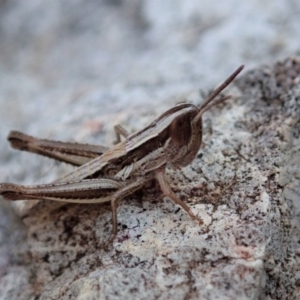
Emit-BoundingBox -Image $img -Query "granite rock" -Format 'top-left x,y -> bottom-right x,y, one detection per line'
1,1 -> 300,300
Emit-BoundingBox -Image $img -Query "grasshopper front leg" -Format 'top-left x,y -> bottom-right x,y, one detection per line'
107,170 -> 204,244
155,170 -> 204,225
104,169 -> 205,244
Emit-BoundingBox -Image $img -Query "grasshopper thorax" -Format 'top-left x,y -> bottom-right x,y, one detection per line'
164,65 -> 245,169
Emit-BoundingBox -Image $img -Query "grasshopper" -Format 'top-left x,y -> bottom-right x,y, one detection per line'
0,65 -> 244,244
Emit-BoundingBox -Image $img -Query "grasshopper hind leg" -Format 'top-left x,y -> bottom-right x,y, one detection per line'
7,131 -> 109,166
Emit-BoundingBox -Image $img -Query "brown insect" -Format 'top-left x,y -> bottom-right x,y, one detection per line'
0,65 -> 244,244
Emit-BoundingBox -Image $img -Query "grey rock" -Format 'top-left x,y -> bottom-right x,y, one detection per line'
0,1 -> 300,300
1,56 -> 299,300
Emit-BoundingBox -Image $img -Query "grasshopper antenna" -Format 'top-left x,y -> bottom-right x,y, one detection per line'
193,65 -> 244,124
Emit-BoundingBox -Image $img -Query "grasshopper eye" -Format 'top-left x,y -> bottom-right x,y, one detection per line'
170,113 -> 192,146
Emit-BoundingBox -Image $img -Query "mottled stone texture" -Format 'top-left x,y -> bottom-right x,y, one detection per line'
1,1 -> 300,299
1,57 -> 300,300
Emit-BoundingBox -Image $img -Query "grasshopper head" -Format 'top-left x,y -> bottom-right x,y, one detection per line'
165,65 -> 244,169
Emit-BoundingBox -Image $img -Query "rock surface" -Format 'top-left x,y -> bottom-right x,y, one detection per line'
0,1 -> 300,300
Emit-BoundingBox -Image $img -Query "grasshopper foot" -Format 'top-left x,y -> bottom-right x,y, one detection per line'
195,215 -> 204,225
102,232 -> 117,250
